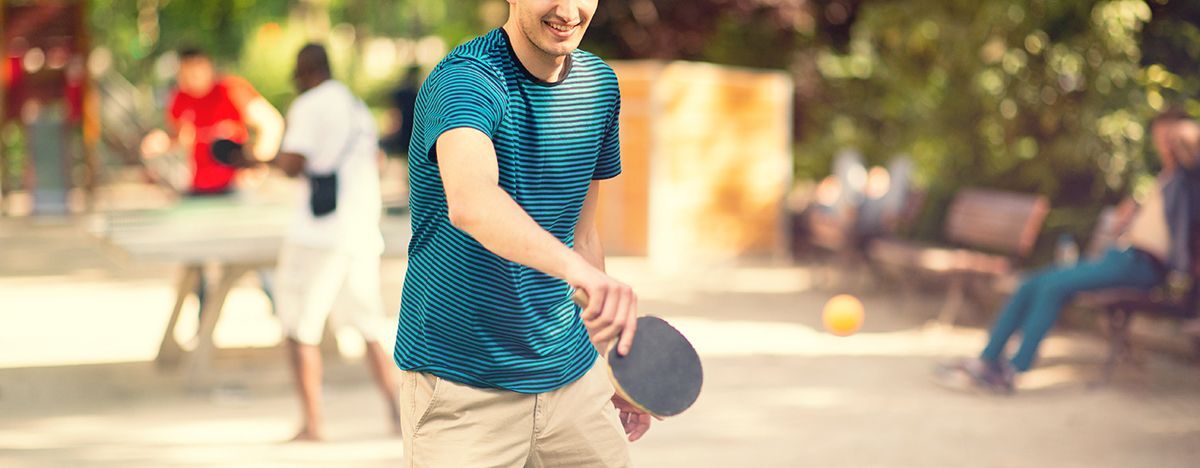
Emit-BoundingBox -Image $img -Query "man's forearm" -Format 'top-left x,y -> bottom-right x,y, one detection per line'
252,135 -> 283,161
448,184 -> 593,283
574,225 -> 605,273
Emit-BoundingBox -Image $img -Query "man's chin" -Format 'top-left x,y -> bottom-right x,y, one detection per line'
535,39 -> 578,58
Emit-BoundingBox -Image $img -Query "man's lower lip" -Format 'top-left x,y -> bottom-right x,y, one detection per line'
545,22 -> 576,37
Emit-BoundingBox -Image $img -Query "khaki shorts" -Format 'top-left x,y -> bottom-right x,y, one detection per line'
400,358 -> 631,468
274,243 -> 385,345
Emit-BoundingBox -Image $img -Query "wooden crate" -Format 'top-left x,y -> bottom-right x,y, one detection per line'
597,61 -> 793,265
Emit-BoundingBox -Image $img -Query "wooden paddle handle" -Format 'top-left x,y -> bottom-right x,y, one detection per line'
571,289 -> 589,308
571,289 -> 613,357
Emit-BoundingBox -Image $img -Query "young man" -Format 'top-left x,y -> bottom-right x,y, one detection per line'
142,48 -> 284,194
272,44 -> 400,441
395,0 -> 651,466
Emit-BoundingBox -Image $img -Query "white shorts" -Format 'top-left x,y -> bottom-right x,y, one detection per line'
274,243 -> 385,345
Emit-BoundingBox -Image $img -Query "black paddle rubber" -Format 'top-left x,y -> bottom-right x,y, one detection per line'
607,316 -> 703,417
210,139 -> 243,167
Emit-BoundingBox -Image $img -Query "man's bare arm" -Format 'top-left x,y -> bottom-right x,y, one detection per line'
242,97 -> 285,162
574,180 -> 654,441
273,152 -> 306,178
438,127 -> 638,355
573,181 -> 606,271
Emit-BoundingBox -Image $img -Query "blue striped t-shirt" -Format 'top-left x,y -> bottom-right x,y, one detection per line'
394,28 -> 622,393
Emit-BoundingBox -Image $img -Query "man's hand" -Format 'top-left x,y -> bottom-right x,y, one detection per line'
570,265 -> 638,357
236,144 -> 258,168
611,393 -> 658,442
140,129 -> 173,159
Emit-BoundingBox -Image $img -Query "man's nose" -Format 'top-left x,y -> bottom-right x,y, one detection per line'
552,0 -> 581,22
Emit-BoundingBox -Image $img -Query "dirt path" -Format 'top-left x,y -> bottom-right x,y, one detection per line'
1,232 -> 1198,466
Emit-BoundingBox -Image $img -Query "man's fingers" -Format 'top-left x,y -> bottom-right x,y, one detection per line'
600,287 -> 619,335
627,413 -> 652,442
607,289 -> 631,354
579,286 -> 607,322
587,288 -> 621,344
610,393 -> 653,441
581,298 -> 601,321
620,410 -> 636,434
576,280 -> 637,352
616,292 -> 638,356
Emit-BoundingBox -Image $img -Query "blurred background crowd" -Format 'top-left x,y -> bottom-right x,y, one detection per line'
1,1 -> 1197,257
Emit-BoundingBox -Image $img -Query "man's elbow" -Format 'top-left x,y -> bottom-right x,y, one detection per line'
445,196 -> 487,233
446,200 -> 473,230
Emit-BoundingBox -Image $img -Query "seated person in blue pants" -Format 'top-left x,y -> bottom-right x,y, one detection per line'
936,108 -> 1200,394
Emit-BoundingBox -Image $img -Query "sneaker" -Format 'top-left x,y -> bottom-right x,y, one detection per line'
989,360 -> 1017,394
931,359 -> 978,393
932,358 -> 1014,395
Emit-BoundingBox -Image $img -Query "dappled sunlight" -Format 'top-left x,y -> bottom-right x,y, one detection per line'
211,288 -> 281,350
0,278 -> 282,368
1141,419 -> 1200,436
135,420 -> 295,445
605,257 -> 819,302
0,416 -> 292,449
751,386 -> 851,409
667,316 -> 989,358
717,268 -> 817,294
0,280 -> 173,368
0,403 -> 403,465
2,424 -> 403,465
1018,364 -> 1085,391
668,316 -> 1107,363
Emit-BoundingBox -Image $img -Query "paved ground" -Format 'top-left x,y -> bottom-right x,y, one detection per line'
2,215 -> 1200,467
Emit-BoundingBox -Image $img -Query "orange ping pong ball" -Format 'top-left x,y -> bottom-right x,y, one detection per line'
822,294 -> 864,336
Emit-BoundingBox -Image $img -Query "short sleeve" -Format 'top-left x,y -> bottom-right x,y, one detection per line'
280,94 -> 320,158
166,91 -> 184,122
220,75 -> 261,111
592,93 -> 621,180
421,57 -> 506,162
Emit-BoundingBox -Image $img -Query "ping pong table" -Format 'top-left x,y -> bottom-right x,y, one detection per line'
85,195 -> 411,387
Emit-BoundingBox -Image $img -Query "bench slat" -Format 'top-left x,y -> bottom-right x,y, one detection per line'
944,189 -> 1050,257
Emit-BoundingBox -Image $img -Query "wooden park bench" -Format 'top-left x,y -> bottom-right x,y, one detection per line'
1073,203 -> 1200,385
866,188 -> 1051,325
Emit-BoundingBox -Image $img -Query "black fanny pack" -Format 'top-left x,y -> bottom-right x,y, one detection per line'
307,102 -> 363,217
309,172 -> 338,217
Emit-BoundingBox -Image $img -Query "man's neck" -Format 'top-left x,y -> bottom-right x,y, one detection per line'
300,77 -> 330,93
503,23 -> 567,82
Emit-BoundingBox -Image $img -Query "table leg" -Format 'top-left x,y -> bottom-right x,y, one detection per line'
185,263 -> 255,388
156,265 -> 201,369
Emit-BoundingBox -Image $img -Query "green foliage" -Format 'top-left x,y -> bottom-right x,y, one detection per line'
796,0 -> 1160,206
89,0 -> 289,85
80,0 -> 1200,240
577,0 -> 1200,250
87,0 -> 495,113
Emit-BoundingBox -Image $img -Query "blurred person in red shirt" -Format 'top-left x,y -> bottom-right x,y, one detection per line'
141,47 -> 283,194
139,48 -> 286,330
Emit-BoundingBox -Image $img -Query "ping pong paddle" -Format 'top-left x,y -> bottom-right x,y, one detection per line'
210,139 -> 245,167
573,290 -> 703,417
